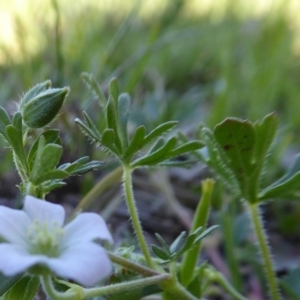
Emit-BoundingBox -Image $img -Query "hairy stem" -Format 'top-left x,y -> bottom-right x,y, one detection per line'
123,166 -> 155,268
248,203 -> 281,300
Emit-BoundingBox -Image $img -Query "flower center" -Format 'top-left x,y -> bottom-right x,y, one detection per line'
27,220 -> 65,257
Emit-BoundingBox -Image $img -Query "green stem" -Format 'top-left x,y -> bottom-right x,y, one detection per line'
204,268 -> 248,300
123,166 -> 155,269
248,203 -> 281,300
180,179 -> 214,286
221,201 -> 243,292
83,274 -> 170,298
107,251 -> 160,277
40,275 -> 79,300
74,166 -> 123,213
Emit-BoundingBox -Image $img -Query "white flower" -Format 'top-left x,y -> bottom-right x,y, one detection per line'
0,195 -> 113,286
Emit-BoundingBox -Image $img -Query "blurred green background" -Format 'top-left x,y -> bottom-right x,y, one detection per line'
2,1 -> 300,297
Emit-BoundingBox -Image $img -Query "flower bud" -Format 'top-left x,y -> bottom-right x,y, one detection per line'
21,87 -> 69,128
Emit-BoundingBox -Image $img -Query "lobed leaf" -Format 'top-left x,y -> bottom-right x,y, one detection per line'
81,73 -> 107,107
141,121 -> 178,148
131,137 -> 177,168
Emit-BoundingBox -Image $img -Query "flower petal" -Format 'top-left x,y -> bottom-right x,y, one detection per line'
47,243 -> 112,286
0,206 -> 30,247
0,244 -> 48,276
63,213 -> 113,247
23,195 -> 65,226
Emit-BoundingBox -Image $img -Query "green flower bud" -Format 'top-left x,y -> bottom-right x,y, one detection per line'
20,80 -> 52,110
21,87 -> 69,128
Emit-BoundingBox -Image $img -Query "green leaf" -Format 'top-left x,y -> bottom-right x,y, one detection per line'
151,245 -> 170,261
27,130 -> 61,171
68,161 -> 105,175
214,118 -> 256,198
141,121 -> 178,148
102,128 -> 115,148
12,112 -> 22,136
75,118 -> 101,144
259,154 -> 300,200
155,233 -> 171,254
201,128 -> 240,195
0,273 -> 23,297
83,111 -> 103,138
123,125 -> 146,162
0,276 -> 39,300
81,73 -> 107,107
176,227 -> 203,257
109,77 -> 119,106
131,137 -> 177,168
41,181 -> 66,194
170,231 -> 186,254
249,113 -> 279,198
0,107 -> 11,140
280,268 -> 300,300
6,125 -> 28,173
31,143 -> 62,185
106,96 -> 123,153
118,93 -> 131,149
33,169 -> 69,185
165,140 -> 204,159
194,225 -> 219,243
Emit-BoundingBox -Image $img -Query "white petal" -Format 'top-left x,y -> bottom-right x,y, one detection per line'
47,243 -> 112,286
63,213 -> 113,247
0,206 -> 30,247
23,195 -> 65,226
0,244 -> 48,276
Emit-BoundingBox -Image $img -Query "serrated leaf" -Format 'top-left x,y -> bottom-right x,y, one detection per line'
201,128 -> 240,195
259,154 -> 300,200
170,231 -> 186,254
1,276 -> 39,300
0,107 -> 11,140
214,118 -> 256,198
81,73 -> 106,107
6,125 -> 28,173
106,96 -> 123,153
151,245 -> 170,261
131,137 -> 177,168
123,125 -> 146,162
141,121 -> 178,148
118,93 -> 131,149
